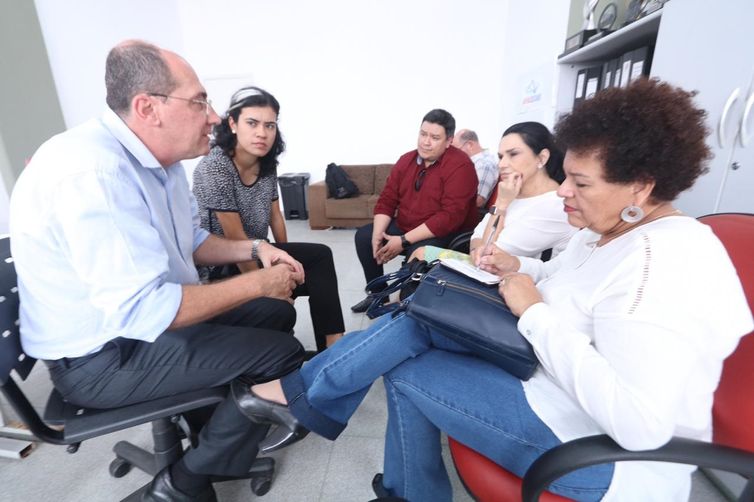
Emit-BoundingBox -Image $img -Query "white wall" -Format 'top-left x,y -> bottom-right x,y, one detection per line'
498,1 -> 571,131
34,0 -> 185,128
33,0 -> 571,186
178,0 -> 510,181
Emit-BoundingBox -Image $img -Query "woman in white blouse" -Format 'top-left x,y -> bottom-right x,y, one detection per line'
231,79 -> 753,501
413,121 -> 576,264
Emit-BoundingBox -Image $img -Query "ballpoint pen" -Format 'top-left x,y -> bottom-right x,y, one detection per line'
477,213 -> 500,270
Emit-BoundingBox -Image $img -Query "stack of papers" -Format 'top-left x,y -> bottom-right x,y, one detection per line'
439,258 -> 501,285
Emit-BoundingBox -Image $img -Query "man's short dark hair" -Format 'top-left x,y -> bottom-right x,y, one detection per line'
105,40 -> 176,116
422,109 -> 456,138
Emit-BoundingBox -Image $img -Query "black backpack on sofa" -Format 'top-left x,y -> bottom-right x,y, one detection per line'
325,163 -> 359,199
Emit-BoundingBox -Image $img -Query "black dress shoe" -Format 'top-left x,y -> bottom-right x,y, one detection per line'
352,294 -> 389,313
142,466 -> 217,502
259,423 -> 310,454
372,473 -> 389,498
350,295 -> 374,313
231,379 -> 309,452
369,473 -> 407,501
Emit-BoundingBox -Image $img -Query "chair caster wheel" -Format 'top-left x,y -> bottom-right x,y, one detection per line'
109,457 -> 132,478
251,476 -> 272,496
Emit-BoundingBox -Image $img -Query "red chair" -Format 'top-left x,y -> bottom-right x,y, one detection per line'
449,212 -> 754,501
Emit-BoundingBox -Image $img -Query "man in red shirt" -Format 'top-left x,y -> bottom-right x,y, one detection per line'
351,109 -> 478,312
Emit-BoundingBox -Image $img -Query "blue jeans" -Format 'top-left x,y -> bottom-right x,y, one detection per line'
281,313 -> 613,501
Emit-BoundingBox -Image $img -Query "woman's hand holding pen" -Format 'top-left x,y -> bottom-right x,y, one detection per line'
472,173 -> 521,267
478,246 -> 520,276
473,227 -> 498,268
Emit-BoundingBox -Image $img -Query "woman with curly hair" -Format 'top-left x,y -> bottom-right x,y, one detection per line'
230,79 -> 753,501
193,86 -> 345,352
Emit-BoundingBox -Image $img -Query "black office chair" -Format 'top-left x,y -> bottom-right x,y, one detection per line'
0,237 -> 274,501
447,231 -> 474,254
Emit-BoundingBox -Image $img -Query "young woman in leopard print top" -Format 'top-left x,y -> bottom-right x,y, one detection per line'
193,86 -> 345,352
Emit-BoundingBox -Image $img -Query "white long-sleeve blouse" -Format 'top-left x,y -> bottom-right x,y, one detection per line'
517,216 -> 753,501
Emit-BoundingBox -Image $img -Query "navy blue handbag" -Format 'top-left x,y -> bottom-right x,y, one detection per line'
404,263 -> 538,380
364,259 -> 435,319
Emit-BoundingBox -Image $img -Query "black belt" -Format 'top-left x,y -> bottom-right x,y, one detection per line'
43,338 -> 138,370
44,351 -> 99,369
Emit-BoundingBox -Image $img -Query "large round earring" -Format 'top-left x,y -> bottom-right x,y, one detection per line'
231,129 -> 236,134
621,205 -> 644,223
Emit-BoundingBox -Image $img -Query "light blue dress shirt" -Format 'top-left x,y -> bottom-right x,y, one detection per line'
9,108 -> 210,359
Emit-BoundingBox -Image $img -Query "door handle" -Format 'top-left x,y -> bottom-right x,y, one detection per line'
740,91 -> 754,148
718,87 -> 740,149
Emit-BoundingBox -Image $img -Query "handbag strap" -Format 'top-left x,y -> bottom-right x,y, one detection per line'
365,272 -> 424,319
365,267 -> 413,295
365,260 -> 437,319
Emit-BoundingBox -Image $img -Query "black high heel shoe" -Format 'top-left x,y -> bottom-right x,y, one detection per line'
230,380 -> 309,452
258,424 -> 309,454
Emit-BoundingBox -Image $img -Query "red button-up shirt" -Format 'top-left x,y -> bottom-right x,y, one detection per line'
374,146 -> 478,237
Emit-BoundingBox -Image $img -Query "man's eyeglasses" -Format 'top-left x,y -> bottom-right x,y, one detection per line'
414,167 -> 428,191
148,93 -> 214,116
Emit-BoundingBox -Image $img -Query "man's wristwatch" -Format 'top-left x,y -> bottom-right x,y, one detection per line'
400,234 -> 411,249
251,239 -> 263,261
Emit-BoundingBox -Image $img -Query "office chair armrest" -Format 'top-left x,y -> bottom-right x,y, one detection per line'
521,434 -> 754,502
447,231 -> 474,253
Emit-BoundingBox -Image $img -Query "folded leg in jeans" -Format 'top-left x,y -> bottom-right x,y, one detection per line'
382,350 -> 613,502
281,312 -> 439,438
279,312 -> 613,501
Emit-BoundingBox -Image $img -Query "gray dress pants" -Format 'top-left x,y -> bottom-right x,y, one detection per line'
46,297 -> 304,476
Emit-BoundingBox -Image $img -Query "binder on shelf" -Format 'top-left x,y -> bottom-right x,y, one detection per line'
613,57 -> 623,91
573,68 -> 587,107
584,65 -> 602,99
618,51 -> 633,88
601,59 -> 617,90
628,46 -> 654,83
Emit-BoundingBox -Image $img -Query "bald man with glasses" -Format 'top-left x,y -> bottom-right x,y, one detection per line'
10,40 -> 308,501
351,109 -> 478,313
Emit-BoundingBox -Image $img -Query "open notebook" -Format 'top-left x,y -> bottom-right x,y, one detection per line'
439,258 -> 501,285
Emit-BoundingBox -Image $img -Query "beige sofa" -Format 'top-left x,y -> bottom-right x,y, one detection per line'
308,164 -> 393,229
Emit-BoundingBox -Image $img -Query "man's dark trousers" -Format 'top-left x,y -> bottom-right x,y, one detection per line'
45,297 -> 304,476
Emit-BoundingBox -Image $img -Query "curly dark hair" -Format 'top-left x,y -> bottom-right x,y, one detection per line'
554,78 -> 712,202
213,86 -> 285,178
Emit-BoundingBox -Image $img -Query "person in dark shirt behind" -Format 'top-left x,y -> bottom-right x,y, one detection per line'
350,109 -> 478,313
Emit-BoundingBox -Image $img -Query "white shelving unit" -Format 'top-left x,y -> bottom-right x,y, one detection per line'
554,9 -> 662,116
554,0 -> 752,216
